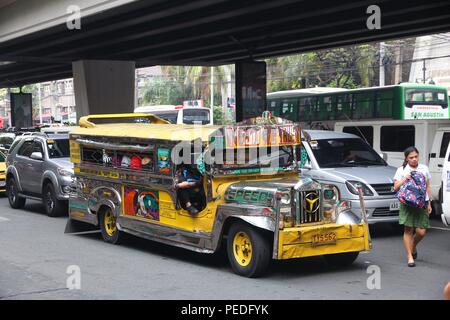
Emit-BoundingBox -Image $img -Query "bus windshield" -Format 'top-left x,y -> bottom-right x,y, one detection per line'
308,138 -> 386,168
183,109 -> 210,125
405,89 -> 447,104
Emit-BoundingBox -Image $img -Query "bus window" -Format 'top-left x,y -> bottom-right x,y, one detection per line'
151,111 -> 179,124
405,89 -> 447,104
299,97 -> 316,122
267,100 -> 280,116
280,99 -> 298,122
336,94 -> 353,120
375,89 -> 394,118
353,92 -> 375,119
380,126 -> 415,152
343,126 -> 374,146
322,96 -> 334,120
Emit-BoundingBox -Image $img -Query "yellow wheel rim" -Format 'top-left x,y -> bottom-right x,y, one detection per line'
104,210 -> 117,237
233,231 -> 253,267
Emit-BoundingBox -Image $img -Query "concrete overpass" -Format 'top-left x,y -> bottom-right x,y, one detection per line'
1,0 -> 450,119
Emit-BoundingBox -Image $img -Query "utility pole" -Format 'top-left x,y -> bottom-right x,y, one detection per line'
422,59 -> 426,84
394,45 -> 402,84
38,83 -> 42,124
379,42 -> 385,86
210,66 -> 214,114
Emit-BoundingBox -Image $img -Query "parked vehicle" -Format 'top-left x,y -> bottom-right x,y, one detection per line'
441,141 -> 450,226
6,132 -> 73,217
299,130 -> 399,226
335,119 -> 450,217
66,113 -> 371,277
134,105 -> 213,125
0,147 -> 7,194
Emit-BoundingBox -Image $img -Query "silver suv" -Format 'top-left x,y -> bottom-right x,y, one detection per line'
300,130 -> 399,227
6,133 -> 73,217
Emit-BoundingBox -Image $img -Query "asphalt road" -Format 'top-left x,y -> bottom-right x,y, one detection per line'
1,197 -> 449,300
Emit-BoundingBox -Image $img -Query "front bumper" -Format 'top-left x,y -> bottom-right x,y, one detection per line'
347,197 -> 399,224
277,223 -> 370,260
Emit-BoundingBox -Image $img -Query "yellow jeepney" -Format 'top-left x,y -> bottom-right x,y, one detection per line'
67,113 -> 371,277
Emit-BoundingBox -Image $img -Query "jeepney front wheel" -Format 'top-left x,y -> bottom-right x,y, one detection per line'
323,252 -> 359,267
99,206 -> 121,244
226,222 -> 271,278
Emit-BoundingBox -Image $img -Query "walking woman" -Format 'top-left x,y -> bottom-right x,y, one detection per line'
393,146 -> 432,267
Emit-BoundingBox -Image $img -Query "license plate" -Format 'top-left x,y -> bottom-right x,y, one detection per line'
312,232 -> 337,246
390,202 -> 400,211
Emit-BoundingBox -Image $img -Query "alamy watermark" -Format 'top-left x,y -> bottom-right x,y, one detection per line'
67,5 -> 81,30
366,265 -> 381,290
366,5 -> 381,30
66,265 -> 81,290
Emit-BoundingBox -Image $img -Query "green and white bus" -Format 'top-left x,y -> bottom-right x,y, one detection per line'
267,83 -> 449,129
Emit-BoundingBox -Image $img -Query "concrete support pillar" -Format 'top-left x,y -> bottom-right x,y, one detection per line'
73,60 -> 135,120
235,61 -> 267,122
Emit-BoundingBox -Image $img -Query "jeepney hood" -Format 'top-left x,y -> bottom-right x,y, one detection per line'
224,177 -> 321,206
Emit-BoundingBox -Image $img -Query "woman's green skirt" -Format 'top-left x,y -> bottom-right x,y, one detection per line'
399,203 -> 430,229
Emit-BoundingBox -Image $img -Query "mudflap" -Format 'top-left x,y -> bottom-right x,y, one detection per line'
64,219 -> 99,234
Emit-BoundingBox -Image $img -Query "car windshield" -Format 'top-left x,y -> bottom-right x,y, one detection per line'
183,109 -> 210,125
47,139 -> 70,158
405,89 -> 447,104
308,138 -> 386,168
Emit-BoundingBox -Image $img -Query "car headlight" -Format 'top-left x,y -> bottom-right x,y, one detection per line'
346,181 -> 373,196
57,168 -> 74,177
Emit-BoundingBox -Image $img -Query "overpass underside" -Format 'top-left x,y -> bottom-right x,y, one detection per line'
1,0 -> 450,88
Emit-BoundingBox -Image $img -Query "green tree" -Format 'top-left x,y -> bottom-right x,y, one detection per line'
141,77 -> 184,106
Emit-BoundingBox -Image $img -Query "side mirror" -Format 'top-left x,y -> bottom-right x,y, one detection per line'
30,152 -> 43,160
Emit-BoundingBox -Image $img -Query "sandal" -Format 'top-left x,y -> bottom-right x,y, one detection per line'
408,261 -> 416,267
412,251 -> 417,260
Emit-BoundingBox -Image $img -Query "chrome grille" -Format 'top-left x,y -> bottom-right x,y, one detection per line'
372,207 -> 399,217
295,190 -> 322,224
372,183 -> 396,196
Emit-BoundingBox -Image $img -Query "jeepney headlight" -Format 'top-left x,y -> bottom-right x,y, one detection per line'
322,184 -> 340,222
280,192 -> 291,205
277,191 -> 294,228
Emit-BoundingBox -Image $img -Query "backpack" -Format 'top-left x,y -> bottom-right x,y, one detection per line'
396,170 -> 427,209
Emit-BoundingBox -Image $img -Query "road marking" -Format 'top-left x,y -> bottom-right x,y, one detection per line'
0,216 -> 10,222
429,226 -> 450,231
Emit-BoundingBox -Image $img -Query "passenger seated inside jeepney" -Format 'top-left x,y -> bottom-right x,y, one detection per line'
174,163 -> 205,215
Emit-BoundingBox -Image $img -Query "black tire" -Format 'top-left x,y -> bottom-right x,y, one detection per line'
324,252 -> 359,267
226,221 -> 271,278
431,200 -> 443,219
99,206 -> 121,244
6,177 -> 26,209
43,183 -> 66,217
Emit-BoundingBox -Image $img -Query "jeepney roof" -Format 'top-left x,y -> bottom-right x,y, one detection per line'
71,123 -> 222,142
